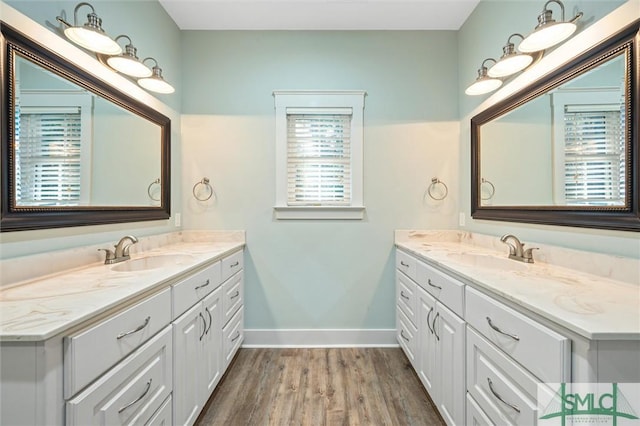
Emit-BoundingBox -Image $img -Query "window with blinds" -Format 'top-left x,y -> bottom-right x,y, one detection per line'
563,104 -> 625,205
16,106 -> 83,206
286,111 -> 352,206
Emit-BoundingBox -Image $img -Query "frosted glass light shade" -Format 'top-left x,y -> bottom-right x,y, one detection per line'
488,54 -> 534,77
64,26 -> 122,55
465,77 -> 503,96
519,22 -> 577,52
107,56 -> 153,77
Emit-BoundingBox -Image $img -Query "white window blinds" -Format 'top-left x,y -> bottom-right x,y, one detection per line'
286,110 -> 352,206
563,105 -> 625,205
16,107 -> 82,206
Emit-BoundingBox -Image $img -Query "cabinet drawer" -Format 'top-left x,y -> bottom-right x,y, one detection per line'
222,272 -> 243,327
397,308 -> 417,366
145,395 -> 172,426
416,260 -> 465,317
396,272 -> 417,325
467,327 -> 538,426
465,287 -> 570,383
223,307 -> 243,368
396,249 -> 417,280
467,393 -> 495,426
66,326 -> 173,426
64,288 -> 171,398
221,250 -> 243,283
172,261 -> 221,320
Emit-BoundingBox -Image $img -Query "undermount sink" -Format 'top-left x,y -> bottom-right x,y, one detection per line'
111,254 -> 195,272
445,252 -> 529,271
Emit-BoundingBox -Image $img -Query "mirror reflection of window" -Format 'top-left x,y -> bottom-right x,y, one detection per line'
16,93 -> 93,207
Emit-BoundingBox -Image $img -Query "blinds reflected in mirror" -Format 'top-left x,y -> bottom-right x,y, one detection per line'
563,104 -> 625,206
286,111 -> 352,206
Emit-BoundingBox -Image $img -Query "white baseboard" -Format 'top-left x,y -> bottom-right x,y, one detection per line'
242,329 -> 398,348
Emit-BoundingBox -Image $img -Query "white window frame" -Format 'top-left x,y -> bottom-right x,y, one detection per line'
273,90 -> 366,220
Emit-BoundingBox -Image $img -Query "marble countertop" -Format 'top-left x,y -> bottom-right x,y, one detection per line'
0,232 -> 245,342
396,230 -> 640,341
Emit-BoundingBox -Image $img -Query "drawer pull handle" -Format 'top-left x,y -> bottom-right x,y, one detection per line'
486,317 -> 520,341
118,378 -> 152,413
230,261 -> 239,267
116,316 -> 150,340
199,312 -> 207,341
487,378 -> 521,413
426,307 -> 434,334
400,291 -> 410,300
195,279 -> 210,291
400,330 -> 410,342
230,290 -> 240,300
231,331 -> 241,342
400,261 -> 409,267
427,279 -> 442,290
205,307 -> 213,335
432,312 -> 440,341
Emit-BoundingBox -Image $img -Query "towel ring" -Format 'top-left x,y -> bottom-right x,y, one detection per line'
147,178 -> 161,201
481,178 -> 496,200
193,177 -> 213,201
427,177 -> 448,201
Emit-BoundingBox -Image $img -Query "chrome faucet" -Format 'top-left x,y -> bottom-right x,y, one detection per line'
500,234 -> 537,263
100,235 -> 139,264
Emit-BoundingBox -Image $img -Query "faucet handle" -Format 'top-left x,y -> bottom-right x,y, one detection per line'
523,247 -> 539,262
99,248 -> 116,263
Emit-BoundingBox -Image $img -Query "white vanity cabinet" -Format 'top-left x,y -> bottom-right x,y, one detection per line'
396,249 -> 465,426
172,248 -> 244,426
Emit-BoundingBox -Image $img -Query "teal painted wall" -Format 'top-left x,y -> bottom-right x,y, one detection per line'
180,31 -> 461,329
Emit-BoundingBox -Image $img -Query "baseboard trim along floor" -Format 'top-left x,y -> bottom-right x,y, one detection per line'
243,328 -> 398,347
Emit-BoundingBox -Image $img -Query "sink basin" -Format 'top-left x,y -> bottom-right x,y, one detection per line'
111,254 -> 195,272
445,252 -> 528,272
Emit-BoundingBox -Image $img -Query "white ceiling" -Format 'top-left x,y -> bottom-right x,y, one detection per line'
158,0 -> 480,31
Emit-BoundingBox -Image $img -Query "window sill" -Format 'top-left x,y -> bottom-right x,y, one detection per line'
274,206 -> 365,220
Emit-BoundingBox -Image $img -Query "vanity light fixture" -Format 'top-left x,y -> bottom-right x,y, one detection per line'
465,58 -> 503,96
105,35 -> 152,78
519,0 -> 583,53
138,58 -> 175,94
56,2 -> 122,55
488,34 -> 534,78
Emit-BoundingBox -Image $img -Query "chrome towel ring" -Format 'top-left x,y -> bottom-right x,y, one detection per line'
193,177 -> 213,201
147,178 -> 160,201
427,177 -> 448,201
481,178 -> 496,200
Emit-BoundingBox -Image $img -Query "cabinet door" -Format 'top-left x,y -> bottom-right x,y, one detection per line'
172,303 -> 205,426
417,287 -> 437,397
435,302 -> 466,426
201,287 -> 223,404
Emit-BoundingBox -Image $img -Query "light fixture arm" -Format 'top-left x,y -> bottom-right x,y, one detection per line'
507,33 -> 525,45
142,57 -> 160,68
542,0 -> 565,21
480,58 -> 497,72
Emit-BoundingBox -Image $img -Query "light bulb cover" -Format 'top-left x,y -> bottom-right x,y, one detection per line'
465,58 -> 503,96
106,35 -> 153,78
138,58 -> 175,94
488,33 -> 534,77
519,0 -> 582,52
57,3 -> 121,55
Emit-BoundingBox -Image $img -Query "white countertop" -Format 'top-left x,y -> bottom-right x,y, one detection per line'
0,233 -> 245,342
395,231 -> 640,341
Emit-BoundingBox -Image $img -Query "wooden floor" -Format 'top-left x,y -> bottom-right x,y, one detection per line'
196,348 -> 445,426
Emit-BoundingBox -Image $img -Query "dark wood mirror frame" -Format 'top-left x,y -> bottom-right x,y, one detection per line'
1,23 -> 171,232
471,23 -> 639,232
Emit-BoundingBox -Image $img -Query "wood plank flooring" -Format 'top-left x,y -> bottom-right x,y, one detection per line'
196,348 -> 445,426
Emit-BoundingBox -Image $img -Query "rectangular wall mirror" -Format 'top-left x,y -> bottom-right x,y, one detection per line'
1,23 -> 171,232
471,23 -> 639,231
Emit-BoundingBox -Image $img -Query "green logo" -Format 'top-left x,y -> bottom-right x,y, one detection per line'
540,383 -> 639,425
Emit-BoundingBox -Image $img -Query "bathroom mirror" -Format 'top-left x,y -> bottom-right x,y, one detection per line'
1,23 -> 171,232
471,23 -> 639,231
